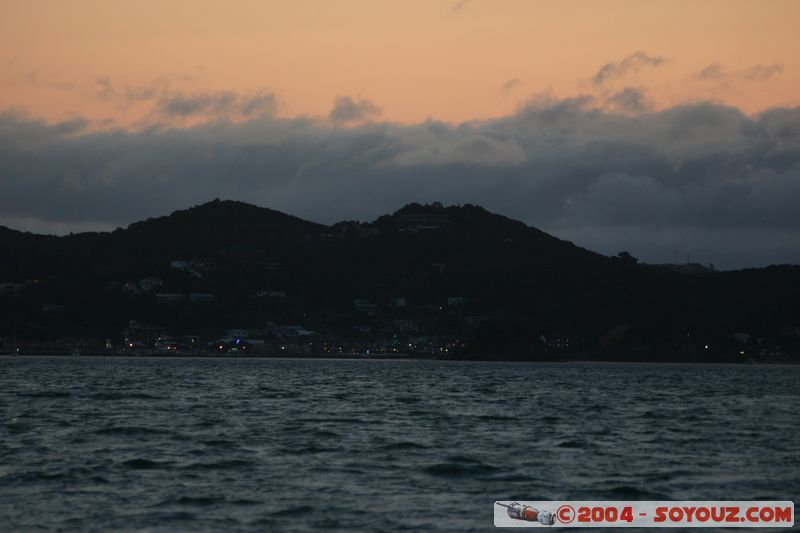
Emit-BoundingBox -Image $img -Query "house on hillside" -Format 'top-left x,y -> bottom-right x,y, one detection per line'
338,222 -> 380,239
393,319 -> 418,332
432,262 -> 447,274
156,293 -> 183,304
122,281 -> 139,293
396,213 -> 451,233
124,320 -> 167,339
272,325 -> 314,338
0,282 -> 23,295
139,277 -> 163,291
389,297 -> 407,308
253,290 -> 286,298
781,326 -> 800,337
187,259 -> 216,277
353,299 -> 378,316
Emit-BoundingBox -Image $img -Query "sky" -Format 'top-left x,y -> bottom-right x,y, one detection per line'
1,0 -> 799,268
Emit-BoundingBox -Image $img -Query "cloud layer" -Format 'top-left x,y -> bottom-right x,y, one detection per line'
696,62 -> 784,82
1,96 -> 799,269
156,90 -> 277,118
450,0 -> 472,14
499,78 -> 521,96
592,51 -> 670,86
328,96 -> 382,124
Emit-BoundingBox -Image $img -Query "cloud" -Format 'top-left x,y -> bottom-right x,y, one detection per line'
158,91 -> 237,116
124,85 -> 158,102
91,75 -> 202,104
697,62 -> 724,80
94,76 -> 115,99
23,70 -> 75,92
156,90 -> 276,118
117,80 -> 175,103
51,117 -> 91,135
741,64 -> 783,80
605,87 -> 653,114
240,91 -> 277,116
387,126 -> 527,167
499,78 -> 521,96
696,62 -> 784,82
592,51 -> 670,87
329,96 -> 381,124
1,99 -> 799,269
450,0 -> 471,14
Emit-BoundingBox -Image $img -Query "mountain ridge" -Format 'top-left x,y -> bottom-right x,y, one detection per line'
1,199 -> 610,269
1,199 -> 798,360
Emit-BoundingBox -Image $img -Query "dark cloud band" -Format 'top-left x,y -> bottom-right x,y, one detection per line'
0,98 -> 798,269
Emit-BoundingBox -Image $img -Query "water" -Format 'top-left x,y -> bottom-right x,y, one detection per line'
1,357 -> 798,532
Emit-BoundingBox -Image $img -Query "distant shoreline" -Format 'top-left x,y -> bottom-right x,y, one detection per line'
2,353 -> 798,364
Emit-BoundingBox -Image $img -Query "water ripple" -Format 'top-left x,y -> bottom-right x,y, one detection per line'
1,357 -> 799,532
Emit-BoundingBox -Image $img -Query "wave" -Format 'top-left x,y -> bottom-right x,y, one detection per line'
280,445 -> 341,454
382,441 -> 429,451
423,456 -> 500,477
87,392 -> 158,400
19,391 -> 71,398
555,439 -> 588,449
268,505 -> 314,517
121,458 -> 173,470
182,459 -> 254,470
95,426 -> 171,436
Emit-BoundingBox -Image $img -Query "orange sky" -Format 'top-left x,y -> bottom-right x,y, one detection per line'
1,0 -> 798,125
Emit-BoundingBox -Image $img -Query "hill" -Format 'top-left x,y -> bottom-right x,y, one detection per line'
1,200 -> 798,361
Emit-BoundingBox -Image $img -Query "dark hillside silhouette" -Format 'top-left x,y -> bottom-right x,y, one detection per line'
1,200 -> 798,360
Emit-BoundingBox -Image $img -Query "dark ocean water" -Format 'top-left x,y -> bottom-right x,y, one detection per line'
1,357 -> 798,532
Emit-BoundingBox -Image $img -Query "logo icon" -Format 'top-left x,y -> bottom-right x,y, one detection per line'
496,502 -> 556,526
557,505 -> 576,524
